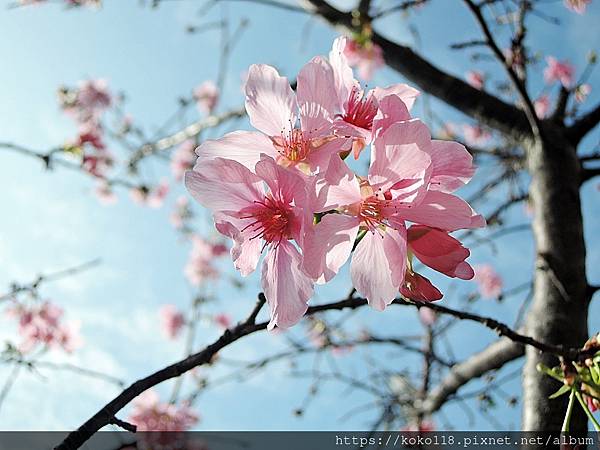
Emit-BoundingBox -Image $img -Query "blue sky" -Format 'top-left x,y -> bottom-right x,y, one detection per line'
0,0 -> 599,433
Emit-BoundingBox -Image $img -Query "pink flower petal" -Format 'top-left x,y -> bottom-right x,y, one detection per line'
369,120 -> 432,198
297,56 -> 336,136
408,225 -> 474,279
428,140 -> 475,192
214,216 -> 262,276
195,130 -> 277,170
372,94 -> 411,138
400,272 -> 443,302
313,154 -> 362,212
185,158 -> 264,212
245,64 -> 297,136
400,190 -> 485,231
328,37 -> 358,111
302,213 -> 360,283
262,241 -> 313,330
372,83 -> 420,110
351,227 -> 407,311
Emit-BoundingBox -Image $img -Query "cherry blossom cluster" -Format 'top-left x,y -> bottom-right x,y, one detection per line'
185,37 -> 485,330
59,79 -> 114,178
564,0 -> 591,14
5,300 -> 81,354
184,235 -> 228,287
128,389 -> 199,431
473,264 -> 503,299
159,304 -> 232,340
130,178 -> 170,208
193,81 -> 220,114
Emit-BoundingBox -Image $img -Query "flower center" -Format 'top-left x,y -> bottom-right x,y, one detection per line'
342,86 -> 378,130
342,181 -> 393,233
240,195 -> 293,246
277,128 -> 311,162
358,195 -> 387,232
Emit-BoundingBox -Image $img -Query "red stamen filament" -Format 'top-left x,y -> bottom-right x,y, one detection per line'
279,128 -> 310,162
240,195 -> 292,247
342,86 -> 378,130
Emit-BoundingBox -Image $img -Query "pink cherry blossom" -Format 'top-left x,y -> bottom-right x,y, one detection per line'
77,79 -> 111,110
466,71 -> 485,90
193,81 -> 219,114
463,124 -> 490,146
170,140 -> 197,181
63,79 -> 111,124
575,84 -> 591,103
534,95 -> 550,119
76,122 -> 106,150
130,180 -> 169,208
544,57 -> 574,88
473,264 -> 503,299
303,120 -> 483,309
195,59 -> 347,174
213,313 -> 231,330
95,181 -> 117,205
170,196 -> 190,229
128,390 -> 198,431
418,307 -> 437,326
6,300 -> 82,354
148,179 -> 169,208
185,155 -> 314,329
184,235 -> 228,286
82,153 -> 113,178
327,37 -> 419,158
564,0 -> 591,14
343,37 -> 384,81
159,304 -> 185,339
184,257 -> 218,286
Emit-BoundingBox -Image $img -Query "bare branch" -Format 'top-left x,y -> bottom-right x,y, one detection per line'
0,259 -> 101,302
54,291 -> 594,450
129,107 -> 245,167
581,166 -> 600,184
461,0 -> 541,139
108,416 -> 136,433
421,338 -> 524,415
568,101 -> 600,144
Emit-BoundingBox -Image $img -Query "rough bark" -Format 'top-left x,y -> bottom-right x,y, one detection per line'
522,125 -> 589,432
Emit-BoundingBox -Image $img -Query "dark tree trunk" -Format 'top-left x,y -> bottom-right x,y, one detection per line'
522,125 -> 590,432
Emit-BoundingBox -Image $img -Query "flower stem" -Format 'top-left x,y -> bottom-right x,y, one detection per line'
575,390 -> 600,431
562,389 -> 575,433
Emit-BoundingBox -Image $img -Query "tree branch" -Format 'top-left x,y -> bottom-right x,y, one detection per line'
300,0 -> 532,139
54,291 -> 595,450
129,107 -> 245,167
581,166 -> 600,184
54,294 -> 364,450
108,416 -> 136,433
421,337 -> 524,414
461,0 -> 541,139
568,101 -> 600,144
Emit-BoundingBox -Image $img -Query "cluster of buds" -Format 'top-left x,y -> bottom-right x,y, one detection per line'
578,334 -> 600,412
